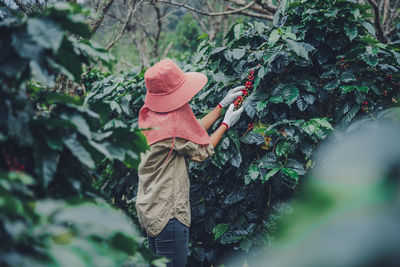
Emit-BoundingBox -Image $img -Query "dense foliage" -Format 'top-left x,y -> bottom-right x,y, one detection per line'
0,4 -> 164,266
2,0 -> 399,266
84,0 -> 400,266
184,0 -> 399,264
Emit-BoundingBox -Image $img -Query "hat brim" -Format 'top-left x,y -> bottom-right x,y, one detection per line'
144,72 -> 208,113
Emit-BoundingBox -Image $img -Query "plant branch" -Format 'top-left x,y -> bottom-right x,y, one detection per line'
367,0 -> 388,43
149,0 -> 256,16
87,0 -> 115,33
227,0 -> 276,15
162,42 -> 173,58
12,0 -> 29,14
227,6 -> 273,20
106,0 -> 144,50
151,1 -> 162,58
191,11 -> 209,33
382,0 -> 389,27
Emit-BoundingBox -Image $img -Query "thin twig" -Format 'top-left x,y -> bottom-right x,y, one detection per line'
150,0 -> 256,16
106,0 -> 145,50
227,6 -> 273,20
12,0 -> 29,14
162,42 -> 173,58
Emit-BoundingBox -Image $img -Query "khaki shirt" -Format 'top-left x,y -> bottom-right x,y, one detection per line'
136,137 -> 214,237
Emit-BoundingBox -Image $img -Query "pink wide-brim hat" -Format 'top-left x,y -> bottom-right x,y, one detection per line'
144,59 -> 208,113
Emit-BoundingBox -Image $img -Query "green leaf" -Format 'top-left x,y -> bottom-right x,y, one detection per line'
269,96 -> 284,103
340,105 -> 360,124
340,72 -> 356,83
345,24 -> 358,41
210,47 -> 226,55
276,141 -> 290,157
213,224 -> 229,240
256,100 -> 268,112
244,165 -> 260,185
241,132 -> 265,145
27,18 -> 64,53
220,136 -> 230,149
269,30 -> 280,47
341,85 -> 369,93
12,31 -> 43,60
281,85 -> 300,105
254,21 -> 265,34
285,39 -> 309,59
310,118 -> 333,130
62,14 -> 92,39
60,113 -> 92,139
220,230 -> 248,244
341,85 -> 355,93
323,79 -> 340,90
64,135 -> 95,169
234,23 -> 243,40
391,51 -> 400,66
78,40 -> 113,63
351,8 -> 360,19
263,45 -> 282,63
361,22 -> 375,35
257,66 -> 266,79
230,150 -> 242,168
263,168 -> 279,183
232,48 -> 246,60
227,130 -> 241,150
40,91 -> 82,105
110,100 -> 122,114
224,189 -> 246,205
57,38 -> 84,81
281,168 -> 299,182
30,60 -> 55,86
360,52 -> 378,67
34,148 -> 58,187
197,33 -> 208,39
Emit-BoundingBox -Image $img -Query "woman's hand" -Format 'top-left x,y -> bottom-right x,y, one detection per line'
200,86 -> 244,133
222,104 -> 244,129
219,86 -> 244,108
210,104 -> 244,147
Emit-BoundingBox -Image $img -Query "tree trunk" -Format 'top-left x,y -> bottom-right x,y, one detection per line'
87,0 -> 116,33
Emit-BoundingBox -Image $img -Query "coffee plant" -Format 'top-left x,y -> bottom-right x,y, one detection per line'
0,3 -> 164,266
82,0 -> 400,266
183,0 -> 399,264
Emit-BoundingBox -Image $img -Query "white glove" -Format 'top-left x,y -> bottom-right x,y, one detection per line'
222,104 -> 244,129
219,86 -> 244,108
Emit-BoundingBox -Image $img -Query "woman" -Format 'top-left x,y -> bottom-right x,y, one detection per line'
136,59 -> 244,267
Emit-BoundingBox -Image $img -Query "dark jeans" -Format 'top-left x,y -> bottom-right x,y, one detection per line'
148,218 -> 189,267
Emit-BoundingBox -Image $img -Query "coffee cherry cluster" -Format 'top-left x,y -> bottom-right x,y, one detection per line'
234,70 -> 255,110
361,101 -> 368,112
265,135 -> 272,144
337,57 -> 349,70
247,122 -> 254,130
234,95 -> 245,109
385,73 -> 400,88
4,153 -> 25,172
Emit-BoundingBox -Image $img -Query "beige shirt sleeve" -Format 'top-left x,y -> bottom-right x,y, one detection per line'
173,138 -> 214,162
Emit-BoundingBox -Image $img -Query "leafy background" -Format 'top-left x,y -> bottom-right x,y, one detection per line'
1,0 -> 400,266
0,3 -> 164,267
82,0 -> 400,265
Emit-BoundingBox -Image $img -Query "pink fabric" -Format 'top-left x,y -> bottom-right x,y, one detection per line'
144,59 -> 208,112
139,103 -> 210,146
